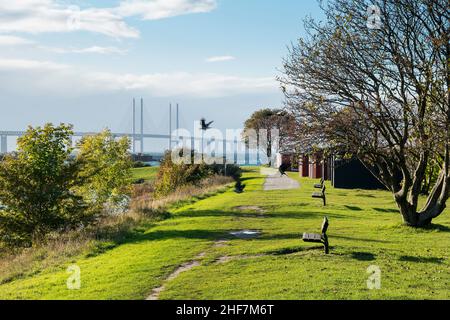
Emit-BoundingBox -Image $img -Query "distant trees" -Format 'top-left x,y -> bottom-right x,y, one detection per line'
280,0 -> 449,227
0,124 -> 132,246
242,108 -> 296,166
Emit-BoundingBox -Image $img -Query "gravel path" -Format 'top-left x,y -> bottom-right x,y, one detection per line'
263,173 -> 300,191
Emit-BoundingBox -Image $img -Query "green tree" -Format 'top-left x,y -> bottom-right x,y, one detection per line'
76,130 -> 132,213
242,108 -> 296,166
0,124 -> 87,246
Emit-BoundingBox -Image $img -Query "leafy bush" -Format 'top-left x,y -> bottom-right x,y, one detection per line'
0,124 -> 132,247
0,124 -> 86,246
154,149 -> 241,197
75,130 -> 132,213
132,161 -> 149,168
207,163 -> 242,181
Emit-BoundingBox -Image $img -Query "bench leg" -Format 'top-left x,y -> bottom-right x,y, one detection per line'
323,196 -> 326,206
323,234 -> 329,254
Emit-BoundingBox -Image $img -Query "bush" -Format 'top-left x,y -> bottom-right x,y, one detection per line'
154,149 -> 241,197
75,130 -> 132,212
132,161 -> 149,168
207,163 -> 242,181
0,125 -> 132,247
0,124 -> 87,246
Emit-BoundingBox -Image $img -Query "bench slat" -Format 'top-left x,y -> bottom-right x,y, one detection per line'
312,193 -> 323,198
302,233 -> 322,242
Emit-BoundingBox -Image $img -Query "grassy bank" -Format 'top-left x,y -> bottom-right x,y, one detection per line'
0,173 -> 233,296
130,167 -> 159,183
0,167 -> 449,299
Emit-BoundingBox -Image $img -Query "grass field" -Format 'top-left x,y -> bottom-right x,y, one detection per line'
130,167 -> 159,183
0,167 -> 449,300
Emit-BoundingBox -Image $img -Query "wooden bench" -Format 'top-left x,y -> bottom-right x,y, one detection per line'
302,217 -> 330,254
312,185 -> 326,206
314,178 -> 324,189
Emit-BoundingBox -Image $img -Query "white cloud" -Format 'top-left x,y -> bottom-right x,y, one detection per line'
117,0 -> 217,20
88,71 -> 275,97
0,36 -> 127,55
0,57 -> 277,98
0,0 -> 138,38
206,55 -> 236,63
0,0 -> 218,38
0,58 -> 68,71
0,35 -> 35,46
41,46 -> 128,55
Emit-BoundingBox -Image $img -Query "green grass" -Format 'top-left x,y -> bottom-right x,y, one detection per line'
130,166 -> 159,183
0,167 -> 449,300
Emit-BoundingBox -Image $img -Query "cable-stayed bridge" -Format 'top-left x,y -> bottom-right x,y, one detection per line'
0,99 -> 263,165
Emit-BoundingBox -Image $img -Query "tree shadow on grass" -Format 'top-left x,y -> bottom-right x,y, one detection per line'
423,224 -> 450,233
239,176 -> 261,182
141,229 -> 234,242
354,194 -> 376,198
399,255 -> 444,264
344,205 -> 363,211
178,209 -> 351,221
351,252 -> 376,261
373,208 -> 398,213
265,246 -> 306,255
332,235 -> 390,243
121,228 -> 342,245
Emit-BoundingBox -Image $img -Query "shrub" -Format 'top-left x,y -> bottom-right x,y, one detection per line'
75,130 -> 132,213
132,161 -> 149,168
154,149 -> 241,197
0,124 -> 87,246
207,163 -> 242,181
0,125 -> 132,247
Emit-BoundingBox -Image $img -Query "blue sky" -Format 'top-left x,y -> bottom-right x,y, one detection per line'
0,0 -> 323,151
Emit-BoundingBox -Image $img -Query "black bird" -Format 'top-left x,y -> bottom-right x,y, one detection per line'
279,163 -> 288,176
200,118 -> 214,131
234,181 -> 246,194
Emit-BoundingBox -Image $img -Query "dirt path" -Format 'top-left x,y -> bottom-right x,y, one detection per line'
146,252 -> 206,300
263,173 -> 300,191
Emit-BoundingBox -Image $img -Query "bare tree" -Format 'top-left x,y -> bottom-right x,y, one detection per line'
280,0 -> 449,227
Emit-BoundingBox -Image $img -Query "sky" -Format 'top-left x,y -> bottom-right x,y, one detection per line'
0,0 -> 323,151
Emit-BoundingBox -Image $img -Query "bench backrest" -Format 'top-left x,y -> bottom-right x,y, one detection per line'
321,217 -> 329,234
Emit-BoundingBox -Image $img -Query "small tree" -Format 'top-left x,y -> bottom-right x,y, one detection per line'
242,108 -> 296,166
0,126 -> 133,247
76,130 -> 132,213
0,124 -> 86,246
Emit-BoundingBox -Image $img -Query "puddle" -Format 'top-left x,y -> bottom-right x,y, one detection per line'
234,206 -> 265,213
229,230 -> 261,239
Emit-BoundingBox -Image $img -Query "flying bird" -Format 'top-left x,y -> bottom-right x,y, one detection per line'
200,118 -> 214,131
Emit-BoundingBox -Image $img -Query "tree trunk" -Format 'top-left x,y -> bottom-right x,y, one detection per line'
396,169 -> 449,227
